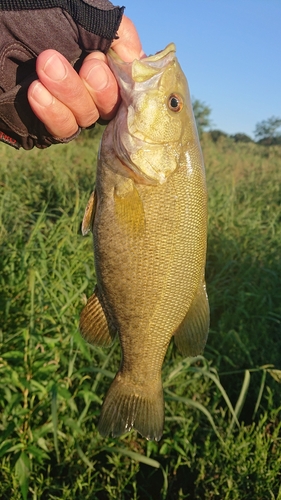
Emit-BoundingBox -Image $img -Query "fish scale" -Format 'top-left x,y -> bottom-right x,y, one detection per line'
79,43 -> 209,440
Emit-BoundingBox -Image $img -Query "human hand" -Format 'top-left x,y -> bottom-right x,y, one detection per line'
27,15 -> 144,139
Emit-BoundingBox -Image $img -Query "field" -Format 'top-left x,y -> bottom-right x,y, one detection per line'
0,127 -> 281,499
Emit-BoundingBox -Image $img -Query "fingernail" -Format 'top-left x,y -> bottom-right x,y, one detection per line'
43,54 -> 67,81
85,64 -> 109,91
31,82 -> 53,106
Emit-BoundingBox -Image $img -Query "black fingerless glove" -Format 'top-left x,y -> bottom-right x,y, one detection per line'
0,0 -> 124,149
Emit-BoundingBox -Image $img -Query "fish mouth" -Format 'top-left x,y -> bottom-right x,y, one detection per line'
107,43 -> 177,104
107,42 -> 176,73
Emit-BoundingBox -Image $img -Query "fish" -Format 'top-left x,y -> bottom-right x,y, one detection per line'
79,43 -> 209,441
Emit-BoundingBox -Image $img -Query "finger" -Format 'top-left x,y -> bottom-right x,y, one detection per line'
28,80 -> 80,138
79,52 -> 120,121
34,50 -> 99,127
111,15 -> 146,61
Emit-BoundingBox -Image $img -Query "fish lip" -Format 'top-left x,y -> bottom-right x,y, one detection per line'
107,42 -> 176,66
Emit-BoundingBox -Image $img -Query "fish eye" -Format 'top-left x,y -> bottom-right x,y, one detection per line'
168,93 -> 183,112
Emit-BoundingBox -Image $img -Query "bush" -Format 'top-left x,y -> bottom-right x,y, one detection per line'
231,133 -> 253,143
208,129 -> 229,142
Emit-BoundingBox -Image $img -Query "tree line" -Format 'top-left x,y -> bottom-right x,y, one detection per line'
192,98 -> 281,145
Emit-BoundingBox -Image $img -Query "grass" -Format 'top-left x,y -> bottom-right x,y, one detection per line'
0,127 -> 280,499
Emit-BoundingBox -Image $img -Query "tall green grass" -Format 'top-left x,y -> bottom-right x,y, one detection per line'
0,129 -> 280,499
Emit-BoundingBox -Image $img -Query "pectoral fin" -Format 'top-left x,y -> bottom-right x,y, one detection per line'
114,180 -> 145,235
174,281 -> 209,357
81,190 -> 96,236
79,288 -> 116,347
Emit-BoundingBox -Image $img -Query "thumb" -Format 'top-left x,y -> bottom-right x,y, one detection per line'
111,15 -> 146,62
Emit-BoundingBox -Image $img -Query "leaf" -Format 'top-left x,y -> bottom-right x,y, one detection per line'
51,384 -> 60,463
2,442 -> 24,454
165,390 -> 223,442
103,446 -> 161,468
0,421 -> 15,442
76,445 -> 94,470
57,385 -> 72,400
230,370 -> 251,431
37,437 -> 49,453
27,444 -> 49,463
253,369 -> 267,420
30,379 -> 48,396
267,369 -> 281,383
0,440 -> 18,459
62,417 -> 84,435
32,422 -> 53,441
72,329 -> 92,362
15,451 -> 30,500
201,368 -> 240,430
60,279 -> 89,315
2,351 -> 24,361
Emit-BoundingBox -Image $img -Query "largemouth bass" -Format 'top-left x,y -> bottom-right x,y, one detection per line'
80,43 -> 209,441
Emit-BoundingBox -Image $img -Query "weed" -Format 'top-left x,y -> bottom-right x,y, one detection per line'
0,131 -> 280,499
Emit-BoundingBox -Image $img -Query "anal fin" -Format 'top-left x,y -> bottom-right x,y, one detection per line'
174,281 -> 209,356
79,288 -> 116,347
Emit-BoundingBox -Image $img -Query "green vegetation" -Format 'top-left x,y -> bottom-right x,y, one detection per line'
193,99 -> 281,145
192,99 -> 212,137
254,116 -> 281,145
231,132 -> 253,143
0,127 -> 281,499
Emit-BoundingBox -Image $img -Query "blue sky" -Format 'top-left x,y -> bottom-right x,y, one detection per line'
123,0 -> 281,138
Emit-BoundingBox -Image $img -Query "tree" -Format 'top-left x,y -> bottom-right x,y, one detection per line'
192,98 -> 212,137
231,133 -> 253,143
208,129 -> 228,143
254,116 -> 281,145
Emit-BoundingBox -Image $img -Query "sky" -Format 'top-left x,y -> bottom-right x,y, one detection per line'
123,0 -> 281,138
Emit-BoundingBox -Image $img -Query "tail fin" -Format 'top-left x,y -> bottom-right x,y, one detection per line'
97,372 -> 164,441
